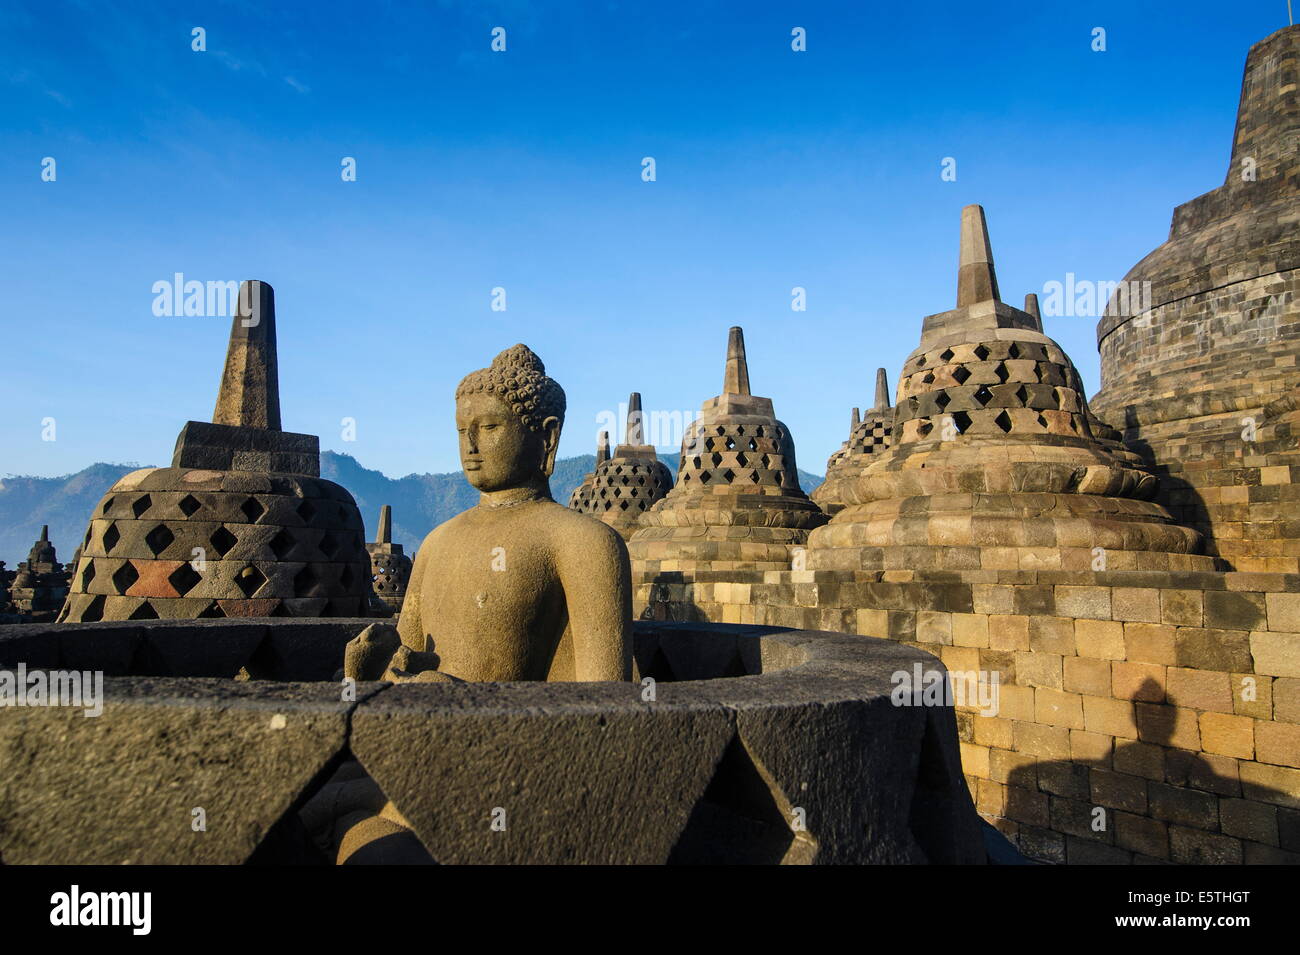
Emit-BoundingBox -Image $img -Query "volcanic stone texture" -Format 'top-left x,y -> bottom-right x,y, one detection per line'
60,467 -> 371,621
0,618 -> 986,865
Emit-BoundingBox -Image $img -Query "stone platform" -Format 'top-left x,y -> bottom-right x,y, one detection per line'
0,618 -> 985,865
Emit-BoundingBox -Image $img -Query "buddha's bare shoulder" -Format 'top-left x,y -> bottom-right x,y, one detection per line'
531,501 -> 628,556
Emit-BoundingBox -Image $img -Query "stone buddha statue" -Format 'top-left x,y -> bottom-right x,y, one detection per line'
344,342 -> 633,684
313,345 -> 633,862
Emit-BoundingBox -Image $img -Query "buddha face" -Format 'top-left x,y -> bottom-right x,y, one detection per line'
456,391 -> 560,491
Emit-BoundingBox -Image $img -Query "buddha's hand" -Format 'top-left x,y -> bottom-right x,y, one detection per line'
342,622 -> 401,682
383,645 -> 463,683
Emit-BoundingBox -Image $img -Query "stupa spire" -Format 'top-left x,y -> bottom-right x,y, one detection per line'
376,505 -> 392,545
626,392 -> 644,445
213,279 -> 281,430
39,524 -> 48,543
956,204 -> 1001,307
873,368 -> 891,411
596,430 -> 610,464
1023,293 -> 1043,332
851,407 -> 861,429
723,326 -> 751,396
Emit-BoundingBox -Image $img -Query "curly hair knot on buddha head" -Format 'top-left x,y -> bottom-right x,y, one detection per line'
456,344 -> 566,432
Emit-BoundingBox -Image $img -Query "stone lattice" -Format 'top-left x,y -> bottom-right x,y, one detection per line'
59,281 -> 371,621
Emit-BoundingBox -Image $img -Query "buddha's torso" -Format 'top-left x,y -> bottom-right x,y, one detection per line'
405,500 -> 575,681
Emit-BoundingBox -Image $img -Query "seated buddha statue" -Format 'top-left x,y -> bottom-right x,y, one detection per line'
311,345 -> 632,863
346,342 -> 633,683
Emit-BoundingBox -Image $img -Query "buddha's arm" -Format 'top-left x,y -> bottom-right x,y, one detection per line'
557,523 -> 634,681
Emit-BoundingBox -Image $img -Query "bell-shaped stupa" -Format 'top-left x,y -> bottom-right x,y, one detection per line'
60,281 -> 372,621
570,394 -> 674,540
566,431 -> 609,511
813,368 -> 896,517
9,526 -> 70,621
629,327 -> 825,575
366,504 -> 412,615
807,206 -> 1212,574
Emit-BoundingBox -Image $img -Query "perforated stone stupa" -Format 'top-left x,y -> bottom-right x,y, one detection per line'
566,431 -> 609,511
1090,23 -> 1300,572
569,394 -> 674,539
59,280 -> 372,621
8,527 -> 69,622
814,368 -> 895,517
366,505 -> 412,614
807,205 -> 1212,574
629,327 -> 826,580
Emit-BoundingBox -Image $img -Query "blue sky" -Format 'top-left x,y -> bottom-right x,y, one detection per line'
1,0 -> 1290,479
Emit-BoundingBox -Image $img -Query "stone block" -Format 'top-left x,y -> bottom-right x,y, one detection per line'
1115,811 -> 1168,858
988,614 -> 1029,651
1035,687 -> 1084,729
1148,782 -> 1218,830
1166,667 -> 1234,714
1070,729 -> 1114,766
1204,591 -> 1266,630
1112,587 -> 1162,623
1198,712 -> 1256,759
1091,769 -> 1147,813
1165,749 -> 1240,796
1124,623 -> 1177,665
1055,586 -> 1111,620
1161,590 -> 1204,627
1169,825 -> 1242,864
1083,695 -> 1138,739
1004,784 -> 1049,826
1220,797 -> 1278,845
1240,761 -> 1300,809
989,749 -> 1036,785
1255,720 -> 1300,768
1111,661 -> 1166,702
1232,672 -> 1272,720
1274,677 -> 1300,723
1075,619 -> 1125,660
1013,651 -> 1062,689
1113,740 -> 1165,780
1251,631 -> 1300,677
1136,703 -> 1202,750
1175,627 -> 1252,671
1013,722 -> 1071,760
1266,592 -> 1300,631
1064,656 -> 1111,697
1029,616 -> 1075,655
951,613 -> 989,648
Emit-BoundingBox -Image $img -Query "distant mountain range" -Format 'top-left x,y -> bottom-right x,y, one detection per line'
0,452 -> 823,563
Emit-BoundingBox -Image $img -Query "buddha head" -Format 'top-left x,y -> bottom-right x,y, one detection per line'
455,344 -> 566,492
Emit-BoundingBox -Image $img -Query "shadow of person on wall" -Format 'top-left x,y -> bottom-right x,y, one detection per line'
999,677 -> 1297,865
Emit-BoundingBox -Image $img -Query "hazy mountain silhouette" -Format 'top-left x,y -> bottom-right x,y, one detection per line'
1,452 -> 823,561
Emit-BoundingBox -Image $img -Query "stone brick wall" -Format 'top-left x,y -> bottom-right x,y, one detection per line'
637,567 -> 1300,863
